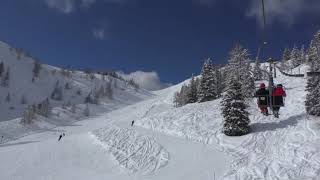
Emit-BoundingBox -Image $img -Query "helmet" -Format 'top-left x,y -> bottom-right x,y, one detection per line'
277,84 -> 283,87
260,83 -> 266,88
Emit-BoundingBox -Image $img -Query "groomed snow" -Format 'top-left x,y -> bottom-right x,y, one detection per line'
90,125 -> 169,175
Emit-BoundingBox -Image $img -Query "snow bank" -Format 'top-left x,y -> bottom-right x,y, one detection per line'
136,100 -> 222,144
90,125 -> 169,175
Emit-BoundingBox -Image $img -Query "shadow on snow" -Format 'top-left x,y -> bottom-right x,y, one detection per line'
251,113 -> 306,133
0,141 -> 40,148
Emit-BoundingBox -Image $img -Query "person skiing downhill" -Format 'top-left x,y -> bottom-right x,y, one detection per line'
271,84 -> 286,118
255,83 -> 270,116
58,134 -> 63,141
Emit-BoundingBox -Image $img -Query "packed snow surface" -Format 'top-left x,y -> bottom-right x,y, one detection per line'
90,125 -> 169,174
1,60 -> 320,180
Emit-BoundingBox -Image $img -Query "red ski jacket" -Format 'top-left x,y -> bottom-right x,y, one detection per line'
272,87 -> 286,97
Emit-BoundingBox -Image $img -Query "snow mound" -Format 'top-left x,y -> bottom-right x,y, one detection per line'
137,100 -> 221,144
90,125 -> 169,174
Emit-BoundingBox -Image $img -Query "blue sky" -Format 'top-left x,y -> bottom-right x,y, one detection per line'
0,0 -> 320,86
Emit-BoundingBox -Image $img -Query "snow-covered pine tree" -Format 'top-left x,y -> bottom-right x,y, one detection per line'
242,62 -> 255,98
173,92 -> 180,107
173,84 -> 189,107
300,45 -> 306,64
198,58 -> 217,102
305,31 -> 320,116
253,59 -> 263,81
214,67 -> 224,97
51,81 -> 63,101
290,45 -> 301,68
0,62 -> 4,77
280,48 -> 291,72
282,48 -> 291,62
221,77 -> 250,136
226,44 -> 255,98
186,75 -> 198,103
180,84 -> 189,106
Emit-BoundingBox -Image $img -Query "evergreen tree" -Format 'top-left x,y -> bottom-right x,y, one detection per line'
253,59 -> 263,81
221,77 -> 250,136
226,44 -> 255,98
198,58 -> 217,102
187,75 -> 198,103
173,84 -> 189,107
214,67 -> 224,97
282,48 -> 291,62
173,92 -> 180,107
290,45 -> 301,68
305,31 -> 320,116
51,81 -> 63,101
300,45 -> 306,64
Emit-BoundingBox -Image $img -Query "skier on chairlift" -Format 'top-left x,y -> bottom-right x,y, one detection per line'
271,84 -> 286,118
255,83 -> 270,116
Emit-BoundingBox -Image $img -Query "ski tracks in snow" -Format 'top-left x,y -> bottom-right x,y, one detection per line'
217,77 -> 320,180
137,75 -> 320,179
90,125 -> 169,175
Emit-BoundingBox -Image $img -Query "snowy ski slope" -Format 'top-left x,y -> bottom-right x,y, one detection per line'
0,63 -> 320,180
0,40 -> 152,143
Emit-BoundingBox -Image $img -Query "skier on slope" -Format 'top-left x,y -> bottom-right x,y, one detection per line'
255,83 -> 270,116
58,134 -> 63,141
271,84 -> 286,118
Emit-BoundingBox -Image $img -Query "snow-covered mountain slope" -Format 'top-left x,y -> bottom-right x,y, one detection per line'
1,62 -> 320,180
0,41 -> 152,143
136,66 -> 320,179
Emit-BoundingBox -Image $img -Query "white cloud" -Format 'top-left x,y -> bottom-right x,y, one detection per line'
45,0 -> 124,13
45,0 -> 75,14
247,0 -> 320,26
118,71 -> 171,91
92,28 -> 105,40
